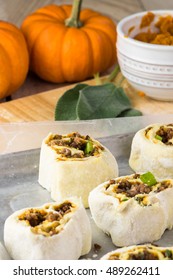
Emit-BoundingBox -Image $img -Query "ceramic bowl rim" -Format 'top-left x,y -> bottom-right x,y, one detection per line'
117,10 -> 173,50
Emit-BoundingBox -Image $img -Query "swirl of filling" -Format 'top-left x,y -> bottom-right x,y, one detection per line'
46,132 -> 104,160
18,202 -> 76,236
145,124 -> 173,146
107,245 -> 173,260
104,174 -> 172,206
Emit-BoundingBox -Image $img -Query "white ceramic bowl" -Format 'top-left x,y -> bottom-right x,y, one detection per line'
117,10 -> 173,101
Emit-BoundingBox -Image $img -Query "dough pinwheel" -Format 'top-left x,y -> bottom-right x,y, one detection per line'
129,123 -> 173,180
89,173 -> 173,247
4,198 -> 91,260
101,244 -> 173,260
0,242 -> 10,260
38,132 -> 118,208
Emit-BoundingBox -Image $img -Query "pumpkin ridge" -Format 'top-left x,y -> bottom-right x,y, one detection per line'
0,26 -> 24,40
83,26 -> 115,70
54,26 -> 67,82
25,13 -> 64,24
80,9 -> 101,21
79,28 -> 94,76
60,5 -> 73,18
82,27 -> 103,76
84,16 -> 116,44
25,21 -> 61,59
32,4 -> 67,21
22,18 -> 64,30
0,21 -> 29,99
86,24 -> 116,53
61,27 -> 93,82
22,22 -> 56,56
31,23 -> 67,82
0,45 -> 11,95
0,30 -> 29,93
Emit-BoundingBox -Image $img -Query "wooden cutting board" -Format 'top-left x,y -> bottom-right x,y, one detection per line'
0,73 -> 173,123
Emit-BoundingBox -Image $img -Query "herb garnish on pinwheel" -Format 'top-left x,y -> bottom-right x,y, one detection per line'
89,173 -> 173,247
38,132 -> 118,208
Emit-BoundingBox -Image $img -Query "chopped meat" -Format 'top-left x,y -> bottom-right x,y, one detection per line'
46,212 -> 61,222
116,180 -> 151,197
156,126 -> 173,144
108,254 -> 120,260
72,153 -> 84,158
145,126 -> 152,136
70,137 -> 84,149
109,179 -> 116,185
19,203 -> 72,228
19,209 -> 46,227
48,132 -> 104,158
59,148 -> 71,157
61,203 -> 71,213
133,174 -> 140,179
129,249 -> 159,260
86,135 -> 91,140
156,182 -> 170,192
54,202 -> 72,215
53,134 -> 62,140
117,180 -> 131,191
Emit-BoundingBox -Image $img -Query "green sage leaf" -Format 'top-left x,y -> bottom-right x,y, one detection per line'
55,82 -> 142,120
77,84 -> 131,120
55,84 -> 88,120
118,108 -> 142,117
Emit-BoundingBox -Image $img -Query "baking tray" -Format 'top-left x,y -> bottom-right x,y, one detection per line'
1,131 -> 173,260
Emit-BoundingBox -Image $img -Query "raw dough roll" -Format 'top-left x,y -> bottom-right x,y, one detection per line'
38,132 -> 118,208
129,123 -> 173,180
4,197 -> 91,260
89,174 -> 173,247
0,242 -> 10,260
101,244 -> 173,260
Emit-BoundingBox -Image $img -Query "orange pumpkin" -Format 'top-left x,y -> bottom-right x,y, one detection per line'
21,1 -> 117,83
0,21 -> 29,99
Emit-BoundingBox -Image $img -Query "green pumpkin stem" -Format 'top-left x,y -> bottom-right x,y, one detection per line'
65,0 -> 83,28
105,64 -> 120,83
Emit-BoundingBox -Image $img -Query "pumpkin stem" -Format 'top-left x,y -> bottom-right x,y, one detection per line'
94,73 -> 102,85
65,0 -> 83,28
105,64 -> 120,83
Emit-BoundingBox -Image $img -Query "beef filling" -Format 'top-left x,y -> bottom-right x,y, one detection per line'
106,177 -> 172,198
19,202 -> 72,227
156,126 -> 173,145
108,254 -> 120,260
108,250 -> 159,260
109,249 -> 173,260
47,132 -> 104,157
155,181 -> 170,192
145,126 -> 152,136
116,180 -> 151,197
106,179 -> 151,197
128,250 -> 159,260
20,210 -> 46,227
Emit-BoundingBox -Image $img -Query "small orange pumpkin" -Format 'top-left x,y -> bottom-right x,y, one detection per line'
21,0 -> 117,83
0,21 -> 29,99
